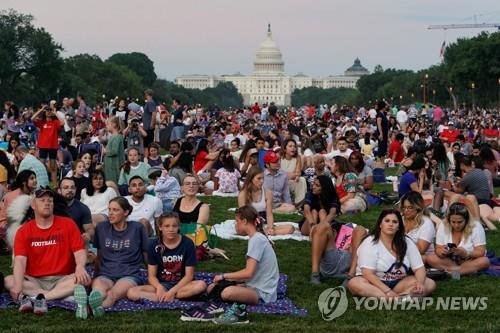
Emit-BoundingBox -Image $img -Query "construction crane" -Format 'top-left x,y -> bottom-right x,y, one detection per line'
428,23 -> 500,30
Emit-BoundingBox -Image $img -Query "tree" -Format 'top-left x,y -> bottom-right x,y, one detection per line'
291,87 -> 361,107
444,31 -> 500,107
107,52 -> 157,86
60,54 -> 144,105
0,9 -> 63,105
373,64 -> 384,73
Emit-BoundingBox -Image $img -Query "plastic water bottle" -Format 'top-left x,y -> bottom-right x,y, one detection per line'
451,266 -> 461,280
392,180 -> 399,193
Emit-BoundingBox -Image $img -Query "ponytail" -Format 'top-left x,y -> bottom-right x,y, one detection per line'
235,205 -> 274,247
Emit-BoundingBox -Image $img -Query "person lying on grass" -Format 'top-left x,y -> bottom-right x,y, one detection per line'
73,197 -> 148,319
348,209 -> 436,300
206,205 -> 279,324
127,212 -> 206,302
426,202 -> 489,276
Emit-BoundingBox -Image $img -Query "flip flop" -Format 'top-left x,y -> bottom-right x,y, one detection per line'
74,284 -> 88,320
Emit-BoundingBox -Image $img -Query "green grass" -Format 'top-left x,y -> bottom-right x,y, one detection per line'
1,169 -> 500,332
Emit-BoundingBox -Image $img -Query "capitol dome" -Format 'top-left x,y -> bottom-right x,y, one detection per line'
253,24 -> 285,74
344,58 -> 369,76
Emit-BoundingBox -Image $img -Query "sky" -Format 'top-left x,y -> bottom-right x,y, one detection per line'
2,0 -> 500,81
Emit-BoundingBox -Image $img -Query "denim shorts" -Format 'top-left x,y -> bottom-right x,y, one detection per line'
382,279 -> 402,290
96,274 -> 144,286
160,281 -> 177,290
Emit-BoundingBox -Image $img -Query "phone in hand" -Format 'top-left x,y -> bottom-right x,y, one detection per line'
447,243 -> 457,249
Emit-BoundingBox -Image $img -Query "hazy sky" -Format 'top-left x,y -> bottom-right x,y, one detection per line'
3,0 -> 500,80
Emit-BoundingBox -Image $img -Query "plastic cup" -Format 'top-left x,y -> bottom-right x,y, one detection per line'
451,266 -> 461,280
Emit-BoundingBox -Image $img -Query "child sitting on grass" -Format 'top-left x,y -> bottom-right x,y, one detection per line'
203,205 -> 279,324
127,212 -> 206,303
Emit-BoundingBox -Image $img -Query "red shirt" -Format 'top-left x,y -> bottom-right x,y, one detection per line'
483,128 -> 499,138
388,140 -> 404,163
440,129 -> 460,143
193,151 -> 209,173
14,216 -> 85,277
35,118 -> 61,149
251,104 -> 261,114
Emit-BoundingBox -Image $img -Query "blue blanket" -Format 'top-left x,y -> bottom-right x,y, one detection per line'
0,270 -> 307,317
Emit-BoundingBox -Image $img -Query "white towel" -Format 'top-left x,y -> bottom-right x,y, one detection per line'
211,220 -> 309,241
196,191 -> 239,197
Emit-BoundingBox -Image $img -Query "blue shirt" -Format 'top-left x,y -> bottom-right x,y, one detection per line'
143,100 -> 156,130
398,171 -> 417,198
94,221 -> 148,280
66,199 -> 92,233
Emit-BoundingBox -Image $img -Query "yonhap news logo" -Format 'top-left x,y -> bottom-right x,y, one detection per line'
318,286 -> 488,320
317,286 -> 349,321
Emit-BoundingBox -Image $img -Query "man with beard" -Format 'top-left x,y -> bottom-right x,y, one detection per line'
58,178 -> 94,243
125,176 -> 162,236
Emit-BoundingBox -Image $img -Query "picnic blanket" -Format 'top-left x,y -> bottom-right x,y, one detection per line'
212,220 -> 309,241
480,251 -> 500,276
0,270 -> 307,316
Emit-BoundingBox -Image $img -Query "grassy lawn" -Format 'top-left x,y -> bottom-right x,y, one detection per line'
1,172 -> 500,332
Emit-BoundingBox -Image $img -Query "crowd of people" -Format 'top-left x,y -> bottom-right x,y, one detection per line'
0,91 -> 498,324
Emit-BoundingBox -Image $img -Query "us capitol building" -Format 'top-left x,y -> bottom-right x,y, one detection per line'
175,25 -> 369,106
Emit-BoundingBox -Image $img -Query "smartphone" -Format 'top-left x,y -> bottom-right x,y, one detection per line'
447,243 -> 457,249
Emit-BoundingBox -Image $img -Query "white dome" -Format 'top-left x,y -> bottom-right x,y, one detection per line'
253,24 -> 285,74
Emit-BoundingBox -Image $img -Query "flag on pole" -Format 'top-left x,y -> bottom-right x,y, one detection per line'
439,40 -> 446,61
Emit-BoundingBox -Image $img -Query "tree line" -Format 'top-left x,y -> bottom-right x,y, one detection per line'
292,31 -> 500,108
0,9 -> 243,108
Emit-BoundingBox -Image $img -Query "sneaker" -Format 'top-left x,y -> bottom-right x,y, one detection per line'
33,294 -> 47,315
18,295 -> 33,313
88,290 -> 105,318
310,272 -> 321,285
206,300 -> 224,315
180,307 -> 214,322
74,284 -> 88,320
213,303 -> 249,325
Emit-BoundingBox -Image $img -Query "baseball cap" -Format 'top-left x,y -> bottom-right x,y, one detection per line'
35,187 -> 55,198
148,166 -> 163,178
264,151 -> 280,164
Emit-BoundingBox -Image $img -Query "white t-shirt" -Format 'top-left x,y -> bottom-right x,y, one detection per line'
324,148 -> 353,160
224,134 -> 235,147
80,187 -> 118,216
396,110 -> 408,124
406,216 -> 436,256
126,194 -> 163,234
356,235 -> 424,281
435,221 -> 486,254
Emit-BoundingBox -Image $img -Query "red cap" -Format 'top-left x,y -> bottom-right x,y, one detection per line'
264,151 -> 280,164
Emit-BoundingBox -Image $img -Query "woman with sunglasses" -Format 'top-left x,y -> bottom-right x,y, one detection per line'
427,203 -> 489,275
348,209 -> 435,299
173,174 -> 209,225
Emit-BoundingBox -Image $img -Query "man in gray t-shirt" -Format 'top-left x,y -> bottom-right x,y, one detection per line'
457,157 -> 491,204
246,232 -> 279,303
